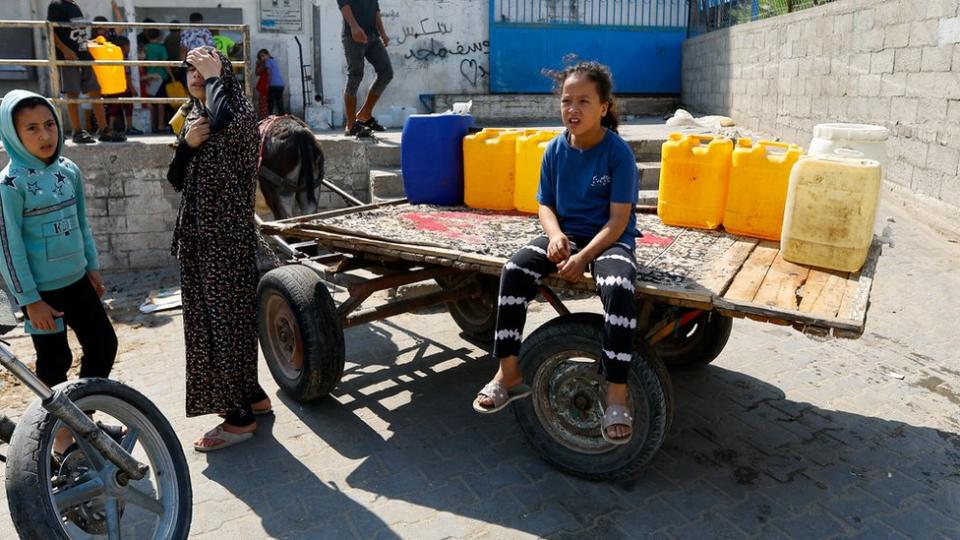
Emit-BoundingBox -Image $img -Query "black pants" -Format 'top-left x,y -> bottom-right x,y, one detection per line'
222,386 -> 269,427
267,86 -> 285,115
25,277 -> 117,387
493,236 -> 638,384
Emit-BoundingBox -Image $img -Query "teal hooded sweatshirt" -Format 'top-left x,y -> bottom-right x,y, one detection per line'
0,90 -> 99,306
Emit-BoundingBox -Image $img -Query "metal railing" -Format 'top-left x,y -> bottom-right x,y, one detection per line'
0,20 -> 252,105
495,0 -> 688,28
688,0 -> 838,35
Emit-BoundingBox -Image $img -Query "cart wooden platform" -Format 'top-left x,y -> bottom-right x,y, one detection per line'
257,199 -> 883,480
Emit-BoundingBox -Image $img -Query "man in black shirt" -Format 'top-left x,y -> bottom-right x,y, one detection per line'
338,0 -> 393,138
47,0 -> 126,142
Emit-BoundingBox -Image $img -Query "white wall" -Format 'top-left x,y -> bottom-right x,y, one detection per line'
317,0 -> 490,126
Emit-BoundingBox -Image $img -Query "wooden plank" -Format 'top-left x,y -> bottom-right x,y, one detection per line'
798,268 -> 848,317
836,239 -> 883,324
753,251 -> 812,311
723,241 -> 780,302
713,295 -> 865,334
697,237 -> 760,294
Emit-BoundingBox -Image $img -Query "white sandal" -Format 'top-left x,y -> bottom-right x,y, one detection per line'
473,380 -> 532,414
193,425 -> 253,453
600,404 -> 634,445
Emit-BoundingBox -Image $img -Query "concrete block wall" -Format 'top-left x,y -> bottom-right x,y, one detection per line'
0,136 -> 376,271
682,0 -> 960,208
0,141 -> 180,271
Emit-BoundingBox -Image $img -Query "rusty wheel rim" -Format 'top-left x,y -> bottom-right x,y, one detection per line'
531,352 -> 638,455
264,292 -> 304,380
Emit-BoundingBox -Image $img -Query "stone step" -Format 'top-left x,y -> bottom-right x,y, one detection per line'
637,161 -> 661,191
366,140 -> 402,167
638,189 -> 659,207
369,167 -> 405,202
627,138 -> 667,162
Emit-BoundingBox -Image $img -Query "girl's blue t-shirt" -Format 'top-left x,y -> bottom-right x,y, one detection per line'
536,129 -> 639,247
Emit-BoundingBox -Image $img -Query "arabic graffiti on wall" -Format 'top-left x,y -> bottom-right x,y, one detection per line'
392,16 -> 489,89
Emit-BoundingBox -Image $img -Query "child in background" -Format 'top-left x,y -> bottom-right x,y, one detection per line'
144,28 -> 175,133
255,51 -> 270,118
258,49 -> 285,115
0,90 -> 118,452
104,36 -> 141,135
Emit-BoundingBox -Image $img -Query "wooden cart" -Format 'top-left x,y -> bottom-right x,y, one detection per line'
257,199 -> 882,480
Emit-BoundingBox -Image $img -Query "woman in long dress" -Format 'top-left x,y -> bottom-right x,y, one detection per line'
166,46 -> 271,452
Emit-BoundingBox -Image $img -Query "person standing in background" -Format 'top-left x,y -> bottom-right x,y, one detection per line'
179,12 -> 215,60
255,51 -> 270,119
46,0 -> 126,143
258,49 -> 285,115
338,0 -> 393,138
144,28 -> 174,133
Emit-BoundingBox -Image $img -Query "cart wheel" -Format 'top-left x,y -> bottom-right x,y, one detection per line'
257,265 -> 345,402
652,308 -> 733,370
436,274 -> 499,343
512,313 -> 673,481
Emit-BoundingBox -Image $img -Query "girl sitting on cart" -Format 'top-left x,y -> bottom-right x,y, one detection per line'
473,61 -> 640,445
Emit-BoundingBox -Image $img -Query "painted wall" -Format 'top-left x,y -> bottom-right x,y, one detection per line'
316,0 -> 490,126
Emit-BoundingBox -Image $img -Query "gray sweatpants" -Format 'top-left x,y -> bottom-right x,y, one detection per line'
342,36 -> 393,98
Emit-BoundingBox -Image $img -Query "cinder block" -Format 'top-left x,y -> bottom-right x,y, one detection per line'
921,46 -> 954,71
127,249 -> 176,269
909,20 -> 940,47
890,97 -> 919,123
871,50 -> 896,74
917,97 -> 950,123
894,47 -> 922,73
854,9 -> 875,31
927,144 -> 960,175
858,29 -> 885,52
912,167 -> 944,198
948,99 -> 960,122
87,197 -> 108,217
859,74 -> 883,96
849,53 -> 872,75
928,1 -> 960,20
880,73 -> 907,97
88,216 -> 127,234
113,232 -> 171,252
884,23 -> 911,49
940,17 -> 960,45
905,72 -> 957,99
124,179 -> 165,197
126,214 -> 174,234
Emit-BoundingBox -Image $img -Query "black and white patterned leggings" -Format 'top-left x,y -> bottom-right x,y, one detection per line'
493,235 -> 638,384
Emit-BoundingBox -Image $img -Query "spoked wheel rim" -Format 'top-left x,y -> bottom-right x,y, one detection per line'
46,394 -> 181,539
263,291 -> 304,380
531,352 -> 644,455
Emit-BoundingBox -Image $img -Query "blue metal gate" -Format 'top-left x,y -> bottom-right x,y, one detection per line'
489,0 -> 688,93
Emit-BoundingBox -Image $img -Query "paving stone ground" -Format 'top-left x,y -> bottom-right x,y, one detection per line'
0,197 -> 958,539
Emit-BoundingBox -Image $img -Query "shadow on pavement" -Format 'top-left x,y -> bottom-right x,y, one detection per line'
274,318 -> 960,538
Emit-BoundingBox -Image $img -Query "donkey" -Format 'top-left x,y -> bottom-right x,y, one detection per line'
258,115 -> 324,220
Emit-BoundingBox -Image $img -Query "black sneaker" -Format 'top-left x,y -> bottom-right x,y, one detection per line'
346,122 -> 374,138
97,129 -> 127,143
72,130 -> 95,144
356,116 -> 386,132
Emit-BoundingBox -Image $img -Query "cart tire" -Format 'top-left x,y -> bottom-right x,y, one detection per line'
437,274 -> 499,343
258,265 -> 345,402
512,313 -> 673,481
653,308 -> 733,370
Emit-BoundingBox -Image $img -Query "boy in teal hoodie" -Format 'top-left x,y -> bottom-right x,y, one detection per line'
0,90 -> 117,392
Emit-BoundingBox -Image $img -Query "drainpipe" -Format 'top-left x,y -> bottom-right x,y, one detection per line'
312,2 -> 323,103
